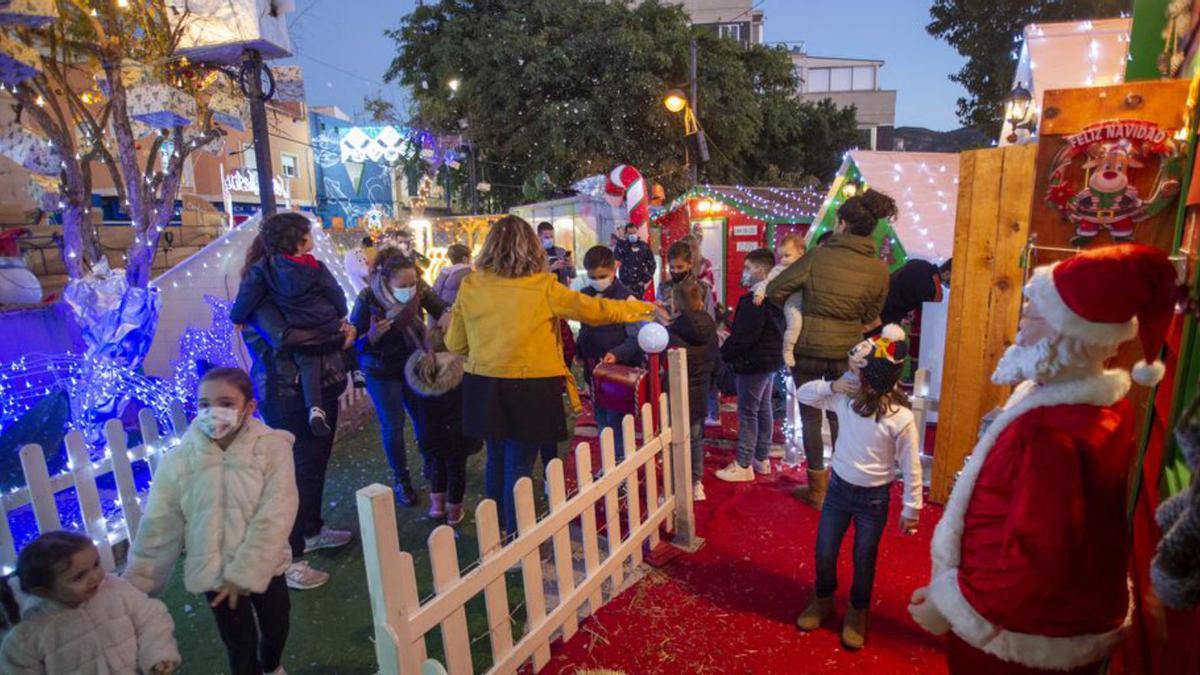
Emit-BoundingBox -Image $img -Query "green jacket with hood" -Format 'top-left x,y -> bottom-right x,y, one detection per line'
765,233 -> 889,361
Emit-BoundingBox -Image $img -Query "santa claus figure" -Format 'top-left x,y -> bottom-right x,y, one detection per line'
908,244 -> 1178,674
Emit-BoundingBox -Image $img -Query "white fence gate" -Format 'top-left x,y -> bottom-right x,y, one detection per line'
357,349 -> 702,675
0,404 -> 188,575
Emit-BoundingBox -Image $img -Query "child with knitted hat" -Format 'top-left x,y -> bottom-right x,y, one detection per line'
794,324 -> 923,650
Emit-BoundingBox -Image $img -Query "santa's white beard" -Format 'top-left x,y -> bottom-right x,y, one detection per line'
992,335 -> 1116,386
992,339 -> 1058,385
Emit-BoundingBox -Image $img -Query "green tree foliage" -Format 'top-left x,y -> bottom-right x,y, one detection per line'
384,0 -> 860,206
927,0 -> 1129,137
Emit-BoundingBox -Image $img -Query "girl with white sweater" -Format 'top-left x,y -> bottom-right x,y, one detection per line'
0,530 -> 180,674
793,325 -> 922,651
125,367 -> 298,675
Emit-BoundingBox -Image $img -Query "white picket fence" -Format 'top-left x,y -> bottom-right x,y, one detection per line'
0,380 -> 367,576
357,349 -> 702,675
0,404 -> 189,575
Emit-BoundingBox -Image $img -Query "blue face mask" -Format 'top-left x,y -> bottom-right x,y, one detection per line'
392,287 -> 415,303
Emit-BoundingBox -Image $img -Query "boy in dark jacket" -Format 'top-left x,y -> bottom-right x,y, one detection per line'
231,213 -> 359,437
613,223 -> 657,299
716,248 -> 784,483
664,279 -> 718,501
577,245 -> 643,452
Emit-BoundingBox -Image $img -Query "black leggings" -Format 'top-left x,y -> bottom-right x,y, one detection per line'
206,574 -> 290,675
293,348 -> 358,412
428,454 -> 468,503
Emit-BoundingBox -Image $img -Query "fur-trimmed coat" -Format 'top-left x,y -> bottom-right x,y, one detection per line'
124,418 -> 298,596
919,371 -> 1136,672
404,351 -> 483,458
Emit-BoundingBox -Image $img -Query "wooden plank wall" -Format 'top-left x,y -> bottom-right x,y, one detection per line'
931,144 -> 1037,503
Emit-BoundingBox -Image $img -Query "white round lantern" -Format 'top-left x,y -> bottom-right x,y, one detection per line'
638,322 -> 669,354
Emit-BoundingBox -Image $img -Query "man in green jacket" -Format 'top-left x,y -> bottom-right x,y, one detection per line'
766,190 -> 894,509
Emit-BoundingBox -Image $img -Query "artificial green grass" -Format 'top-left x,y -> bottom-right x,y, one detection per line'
162,418 -> 548,674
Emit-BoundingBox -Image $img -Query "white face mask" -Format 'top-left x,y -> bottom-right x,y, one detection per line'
392,286 -> 416,303
627,234 -> 639,243
589,277 -> 614,292
542,237 -> 555,249
196,406 -> 243,440
741,270 -> 755,288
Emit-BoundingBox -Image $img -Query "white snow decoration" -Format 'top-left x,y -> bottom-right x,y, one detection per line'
167,0 -> 293,64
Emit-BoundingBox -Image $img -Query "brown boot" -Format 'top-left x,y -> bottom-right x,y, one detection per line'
795,595 -> 834,631
792,468 -> 830,510
842,606 -> 868,650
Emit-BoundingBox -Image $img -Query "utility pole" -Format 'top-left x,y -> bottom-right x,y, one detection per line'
689,38 -> 699,186
242,49 -> 277,217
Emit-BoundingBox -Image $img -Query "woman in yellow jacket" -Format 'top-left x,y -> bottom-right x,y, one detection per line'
447,215 -> 654,534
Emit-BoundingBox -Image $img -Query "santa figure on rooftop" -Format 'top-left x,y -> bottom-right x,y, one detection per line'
908,244 -> 1178,674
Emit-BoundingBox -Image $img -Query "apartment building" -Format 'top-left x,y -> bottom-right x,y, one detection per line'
791,49 -> 897,150
671,0 -> 764,46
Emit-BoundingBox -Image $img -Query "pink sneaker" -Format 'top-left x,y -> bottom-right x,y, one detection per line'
446,502 -> 465,526
429,493 -> 447,519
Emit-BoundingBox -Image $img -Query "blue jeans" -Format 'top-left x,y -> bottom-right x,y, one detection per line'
734,372 -> 775,468
364,374 -> 419,485
814,472 -> 892,609
486,439 -> 541,534
594,405 -> 627,460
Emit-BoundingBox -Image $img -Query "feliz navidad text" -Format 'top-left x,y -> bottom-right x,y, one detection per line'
1068,121 -> 1173,150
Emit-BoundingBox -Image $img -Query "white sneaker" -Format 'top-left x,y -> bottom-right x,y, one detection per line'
693,481 -> 706,502
285,561 -> 330,590
304,526 -> 353,552
752,458 -> 772,475
715,462 -> 755,483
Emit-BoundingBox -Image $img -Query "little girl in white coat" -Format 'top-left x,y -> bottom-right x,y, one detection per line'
125,367 -> 298,675
0,530 -> 180,674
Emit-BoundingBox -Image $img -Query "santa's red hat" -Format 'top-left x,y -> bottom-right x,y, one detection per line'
1025,243 -> 1178,386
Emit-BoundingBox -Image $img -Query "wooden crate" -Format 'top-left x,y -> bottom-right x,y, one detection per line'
931,144 -> 1037,503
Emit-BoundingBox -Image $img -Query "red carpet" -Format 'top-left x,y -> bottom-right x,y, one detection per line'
545,436 -> 949,675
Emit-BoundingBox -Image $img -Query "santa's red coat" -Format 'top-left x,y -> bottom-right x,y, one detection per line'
928,371 -> 1136,673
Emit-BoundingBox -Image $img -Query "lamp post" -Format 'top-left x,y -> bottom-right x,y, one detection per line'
1003,82 -> 1037,145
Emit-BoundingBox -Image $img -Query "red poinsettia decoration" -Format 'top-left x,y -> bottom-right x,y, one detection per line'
1047,181 -> 1074,208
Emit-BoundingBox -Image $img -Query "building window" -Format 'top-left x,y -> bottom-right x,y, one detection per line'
719,23 -> 742,42
807,68 -> 830,93
830,67 -> 853,92
281,152 -> 299,178
852,66 -> 876,91
243,143 -> 257,170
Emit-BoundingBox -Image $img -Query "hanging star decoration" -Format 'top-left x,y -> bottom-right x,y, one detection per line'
170,295 -> 238,412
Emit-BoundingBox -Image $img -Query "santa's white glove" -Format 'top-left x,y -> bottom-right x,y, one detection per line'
908,586 -> 951,635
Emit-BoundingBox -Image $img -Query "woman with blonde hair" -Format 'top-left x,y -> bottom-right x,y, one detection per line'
447,215 -> 654,534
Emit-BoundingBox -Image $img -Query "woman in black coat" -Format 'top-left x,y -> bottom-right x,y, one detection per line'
350,250 -> 447,506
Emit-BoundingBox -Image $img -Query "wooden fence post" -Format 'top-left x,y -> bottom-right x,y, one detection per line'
106,419 -> 144,539
667,348 -> 702,552
640,402 -> 661,551
138,408 -> 164,476
356,484 -> 425,675
20,444 -> 61,535
65,431 -> 116,571
428,526 -> 474,675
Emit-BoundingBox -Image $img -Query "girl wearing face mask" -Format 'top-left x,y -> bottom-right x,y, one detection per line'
125,367 -> 298,675
350,249 -> 449,507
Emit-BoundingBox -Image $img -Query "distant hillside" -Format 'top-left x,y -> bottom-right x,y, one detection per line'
894,126 -> 990,153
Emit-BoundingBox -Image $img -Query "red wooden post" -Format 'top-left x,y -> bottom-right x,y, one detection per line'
649,352 -> 662,431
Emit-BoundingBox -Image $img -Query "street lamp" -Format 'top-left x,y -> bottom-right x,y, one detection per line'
448,78 -> 460,92
1004,82 -> 1037,144
662,85 -> 708,184
663,89 -> 688,114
